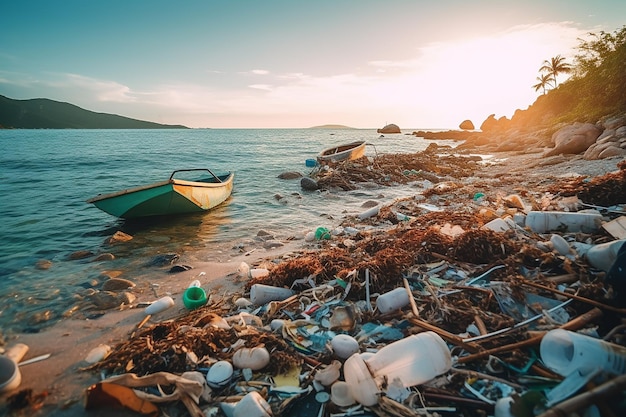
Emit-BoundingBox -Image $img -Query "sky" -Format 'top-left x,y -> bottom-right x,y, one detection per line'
1,1 -> 624,129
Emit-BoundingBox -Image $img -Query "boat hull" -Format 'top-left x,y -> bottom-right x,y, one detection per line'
87,172 -> 234,219
317,141 -> 366,163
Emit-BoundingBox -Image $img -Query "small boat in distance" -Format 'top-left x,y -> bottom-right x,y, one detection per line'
87,169 -> 234,219
317,140 -> 366,164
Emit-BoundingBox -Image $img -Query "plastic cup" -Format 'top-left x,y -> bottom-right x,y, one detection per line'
0,356 -> 21,393
145,296 -> 175,315
249,284 -> 295,305
183,286 -> 208,310
540,329 -> 626,376
331,381 -> 355,407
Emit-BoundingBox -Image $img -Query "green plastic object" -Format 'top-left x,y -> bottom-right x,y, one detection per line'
315,227 -> 331,240
183,286 -> 208,310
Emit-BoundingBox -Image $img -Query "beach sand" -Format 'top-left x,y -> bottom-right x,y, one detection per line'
1,150 -> 623,417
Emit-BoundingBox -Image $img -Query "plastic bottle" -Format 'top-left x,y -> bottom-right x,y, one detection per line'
540,329 -> 626,376
525,211 -> 603,233
376,287 -> 410,314
145,296 -> 175,315
344,331 -> 451,406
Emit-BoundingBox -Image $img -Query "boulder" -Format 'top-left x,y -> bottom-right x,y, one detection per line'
300,177 -> 319,191
102,277 -> 136,291
459,120 -> 474,130
377,124 -> 401,134
544,122 -> 602,157
278,171 -> 302,180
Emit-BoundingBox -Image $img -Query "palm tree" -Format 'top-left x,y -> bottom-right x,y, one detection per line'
539,55 -> 572,87
532,73 -> 554,95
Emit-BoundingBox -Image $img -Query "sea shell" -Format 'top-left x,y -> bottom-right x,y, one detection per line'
330,334 -> 360,359
232,347 -> 270,370
206,360 -> 233,388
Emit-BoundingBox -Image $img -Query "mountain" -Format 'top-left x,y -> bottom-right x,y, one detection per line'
0,95 -> 188,129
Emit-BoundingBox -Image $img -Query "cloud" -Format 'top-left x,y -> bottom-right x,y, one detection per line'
248,84 -> 273,91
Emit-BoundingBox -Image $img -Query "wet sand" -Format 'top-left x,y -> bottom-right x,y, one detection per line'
1,243 -> 303,417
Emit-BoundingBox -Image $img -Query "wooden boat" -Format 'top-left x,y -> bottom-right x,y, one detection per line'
87,169 -> 234,219
317,140 -> 366,163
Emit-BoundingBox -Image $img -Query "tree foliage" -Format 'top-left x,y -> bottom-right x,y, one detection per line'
524,25 -> 626,127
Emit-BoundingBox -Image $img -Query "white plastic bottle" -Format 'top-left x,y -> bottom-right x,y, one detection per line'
376,287 -> 410,314
344,331 -> 451,406
525,211 -> 603,233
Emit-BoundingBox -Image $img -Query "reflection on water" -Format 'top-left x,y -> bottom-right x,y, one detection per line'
0,128 -> 460,333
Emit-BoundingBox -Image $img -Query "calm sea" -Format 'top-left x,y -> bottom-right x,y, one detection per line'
0,128 -> 456,334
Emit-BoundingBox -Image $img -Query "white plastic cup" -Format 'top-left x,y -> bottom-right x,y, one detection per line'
249,284 -> 295,305
540,329 -> 626,376
525,211 -> 603,233
145,296 -> 175,315
376,287 -> 410,314
331,381 -> 356,407
586,239 -> 626,272
344,331 -> 451,406
0,356 -> 21,393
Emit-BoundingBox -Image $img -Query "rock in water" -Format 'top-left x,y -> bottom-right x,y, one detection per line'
301,177 -> 319,191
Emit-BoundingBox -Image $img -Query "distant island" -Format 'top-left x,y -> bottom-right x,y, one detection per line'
0,95 -> 188,129
309,124 -> 355,129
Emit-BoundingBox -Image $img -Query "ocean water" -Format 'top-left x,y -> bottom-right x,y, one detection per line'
0,128 -> 456,334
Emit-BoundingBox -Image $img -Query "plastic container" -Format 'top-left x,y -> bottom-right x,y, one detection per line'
249,284 -> 295,305
183,286 -> 207,310
376,287 -> 410,314
586,239 -> 626,272
344,331 -> 451,406
305,158 -> 318,168
233,391 -> 272,417
0,356 -> 20,393
525,211 -> 603,233
540,329 -> 626,376
145,296 -> 175,315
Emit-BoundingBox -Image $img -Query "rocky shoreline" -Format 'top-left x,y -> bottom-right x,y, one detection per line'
1,138 -> 625,417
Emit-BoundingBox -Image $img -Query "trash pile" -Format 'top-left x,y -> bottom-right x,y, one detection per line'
48,155 -> 626,416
